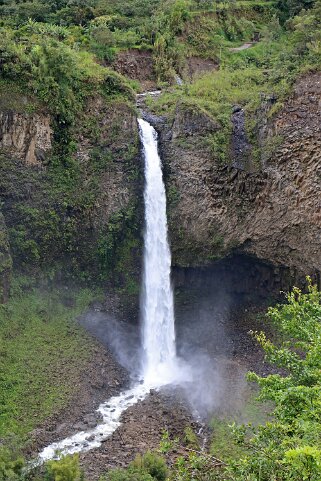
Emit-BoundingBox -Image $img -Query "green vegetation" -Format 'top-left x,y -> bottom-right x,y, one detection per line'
105,280 -> 321,481
209,387 -> 272,462
57,451 -> 167,481
136,0 -> 319,167
0,277 -> 97,438
1,281 -> 321,481
148,0 -> 320,163
0,212 -> 11,302
210,417 -> 248,462
227,279 -> 321,480
97,205 -> 142,288
45,455 -> 83,481
0,0 -> 321,479
0,22 -> 134,125
0,452 -> 85,481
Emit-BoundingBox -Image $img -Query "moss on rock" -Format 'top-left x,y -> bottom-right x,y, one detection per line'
0,212 -> 12,303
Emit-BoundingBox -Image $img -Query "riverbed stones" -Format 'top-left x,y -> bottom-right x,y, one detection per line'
28,341 -> 128,457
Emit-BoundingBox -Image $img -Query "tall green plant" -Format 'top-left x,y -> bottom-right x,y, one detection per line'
226,279 -> 321,480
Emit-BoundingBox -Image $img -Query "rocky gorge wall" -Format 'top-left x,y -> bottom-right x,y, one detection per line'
0,89 -> 144,306
154,72 -> 321,286
1,71 -> 320,305
0,110 -> 52,166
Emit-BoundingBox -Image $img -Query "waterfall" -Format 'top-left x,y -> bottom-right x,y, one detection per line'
37,117 -> 184,463
138,119 -> 177,385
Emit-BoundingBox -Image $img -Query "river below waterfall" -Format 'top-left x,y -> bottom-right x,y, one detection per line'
31,114 -> 274,477
29,293 -> 272,479
36,117 -> 189,463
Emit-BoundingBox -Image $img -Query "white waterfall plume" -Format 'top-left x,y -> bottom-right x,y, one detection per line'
138,118 -> 178,385
36,117 -> 187,462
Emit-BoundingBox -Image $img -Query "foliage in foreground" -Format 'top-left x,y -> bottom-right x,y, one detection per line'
1,281 -> 321,479
102,452 -> 168,481
103,280 -> 321,481
227,278 -> 321,480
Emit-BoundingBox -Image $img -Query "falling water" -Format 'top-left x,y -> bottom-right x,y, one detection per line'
36,117 -> 184,462
138,118 -> 177,384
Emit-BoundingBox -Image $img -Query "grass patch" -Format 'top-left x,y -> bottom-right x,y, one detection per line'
0,277 -> 97,439
210,417 -> 248,462
210,387 -> 272,462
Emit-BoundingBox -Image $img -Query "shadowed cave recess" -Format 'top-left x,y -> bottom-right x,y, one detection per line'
79,252 -> 294,418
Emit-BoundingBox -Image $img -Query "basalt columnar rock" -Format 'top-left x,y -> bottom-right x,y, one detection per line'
159,72 -> 321,281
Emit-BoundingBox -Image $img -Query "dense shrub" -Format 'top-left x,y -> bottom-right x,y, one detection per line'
45,455 -> 83,481
104,452 -> 167,481
131,452 -> 168,481
105,469 -> 153,481
0,443 -> 24,481
212,279 -> 321,480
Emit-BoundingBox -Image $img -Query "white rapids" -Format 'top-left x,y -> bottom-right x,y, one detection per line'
37,117 -> 185,463
38,384 -> 149,461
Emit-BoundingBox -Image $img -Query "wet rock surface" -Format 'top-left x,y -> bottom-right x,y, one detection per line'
140,111 -> 166,132
231,106 -> 253,171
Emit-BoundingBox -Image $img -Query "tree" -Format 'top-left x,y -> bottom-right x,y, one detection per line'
227,279 -> 321,480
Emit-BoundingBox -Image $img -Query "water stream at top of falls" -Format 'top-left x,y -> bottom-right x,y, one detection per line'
37,117 -> 185,462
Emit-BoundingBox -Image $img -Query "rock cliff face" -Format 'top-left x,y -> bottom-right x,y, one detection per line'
159,72 -> 321,281
76,96 -> 142,227
0,111 -> 52,166
1,71 -> 320,301
112,49 -> 156,92
0,91 -> 143,300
